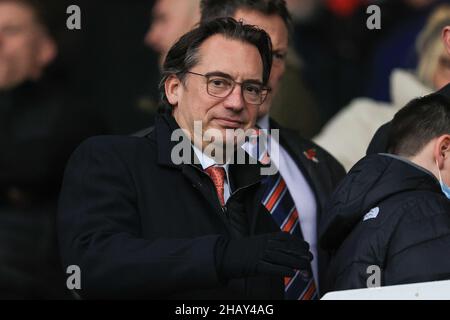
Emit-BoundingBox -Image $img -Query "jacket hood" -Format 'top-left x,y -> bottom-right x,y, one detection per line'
319,153 -> 441,252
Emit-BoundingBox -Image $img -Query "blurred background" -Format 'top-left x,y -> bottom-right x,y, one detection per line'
1,0 -> 449,299
24,0 -> 450,135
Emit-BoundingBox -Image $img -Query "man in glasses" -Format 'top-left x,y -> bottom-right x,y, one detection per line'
184,71 -> 270,106
58,18 -> 313,299
201,0 -> 346,298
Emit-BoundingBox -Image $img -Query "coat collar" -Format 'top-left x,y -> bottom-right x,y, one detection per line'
154,113 -> 195,169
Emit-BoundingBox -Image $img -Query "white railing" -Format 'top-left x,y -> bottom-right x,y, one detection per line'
321,280 -> 450,300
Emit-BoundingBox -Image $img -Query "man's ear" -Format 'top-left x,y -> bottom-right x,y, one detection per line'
435,134 -> 450,168
443,26 -> 450,56
165,75 -> 182,106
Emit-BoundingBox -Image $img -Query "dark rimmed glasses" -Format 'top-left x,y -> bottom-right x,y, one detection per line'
186,71 -> 271,105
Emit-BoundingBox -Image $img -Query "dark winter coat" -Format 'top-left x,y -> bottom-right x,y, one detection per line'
320,154 -> 450,292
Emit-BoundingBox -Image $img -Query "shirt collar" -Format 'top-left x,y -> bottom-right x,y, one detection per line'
192,144 -> 230,173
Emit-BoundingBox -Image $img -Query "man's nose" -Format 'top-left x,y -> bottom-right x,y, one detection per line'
223,85 -> 245,112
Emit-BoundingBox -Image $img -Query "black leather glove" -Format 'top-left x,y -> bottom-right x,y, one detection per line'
216,232 -> 313,280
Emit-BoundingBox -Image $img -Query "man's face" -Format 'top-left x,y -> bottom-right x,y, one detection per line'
168,35 -> 263,150
145,0 -> 200,66
234,9 -> 289,118
0,2 -> 55,90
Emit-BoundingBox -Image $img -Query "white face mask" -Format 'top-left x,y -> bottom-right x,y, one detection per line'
436,159 -> 450,199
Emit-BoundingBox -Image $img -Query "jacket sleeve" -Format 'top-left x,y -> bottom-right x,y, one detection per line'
58,137 -> 223,299
382,197 -> 450,286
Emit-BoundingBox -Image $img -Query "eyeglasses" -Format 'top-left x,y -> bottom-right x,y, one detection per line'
186,71 -> 271,105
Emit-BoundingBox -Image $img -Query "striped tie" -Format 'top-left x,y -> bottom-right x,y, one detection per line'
262,173 -> 318,300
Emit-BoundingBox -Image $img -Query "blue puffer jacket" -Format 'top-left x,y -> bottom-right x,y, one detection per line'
319,154 -> 450,292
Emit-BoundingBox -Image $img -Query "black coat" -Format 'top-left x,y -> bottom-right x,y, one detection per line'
319,154 -> 450,292
58,114 -> 286,299
0,80 -> 107,201
270,120 -> 346,293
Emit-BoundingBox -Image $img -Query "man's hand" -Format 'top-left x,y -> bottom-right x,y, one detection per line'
218,232 -> 313,280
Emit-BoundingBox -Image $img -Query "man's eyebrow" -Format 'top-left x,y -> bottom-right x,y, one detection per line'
204,71 -> 263,84
204,71 -> 233,79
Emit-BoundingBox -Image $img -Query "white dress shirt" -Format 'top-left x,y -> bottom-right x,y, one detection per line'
192,145 -> 231,204
257,115 -> 319,288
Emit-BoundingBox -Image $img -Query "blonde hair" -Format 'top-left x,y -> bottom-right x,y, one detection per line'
416,4 -> 450,89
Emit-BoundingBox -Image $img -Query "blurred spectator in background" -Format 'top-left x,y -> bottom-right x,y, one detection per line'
264,42 -> 320,139
0,0 -> 56,89
0,0 -> 104,298
365,13 -> 450,158
291,0 -> 378,126
58,0 -> 160,134
285,0 -> 321,23
259,0 -> 320,138
288,0 -> 444,127
314,4 -> 450,171
144,0 -> 200,67
365,0 -> 443,102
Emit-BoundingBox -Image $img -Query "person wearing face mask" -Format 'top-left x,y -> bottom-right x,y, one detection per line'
319,92 -> 450,292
